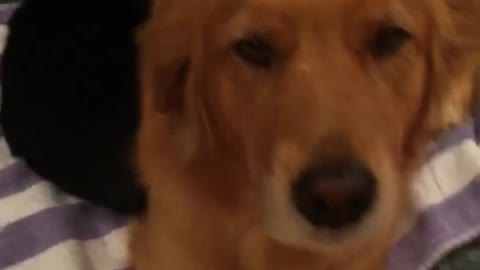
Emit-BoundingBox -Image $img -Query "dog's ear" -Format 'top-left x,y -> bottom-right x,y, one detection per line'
137,0 -> 208,116
137,1 -> 217,158
138,24 -> 191,116
151,59 -> 190,114
424,0 -> 480,138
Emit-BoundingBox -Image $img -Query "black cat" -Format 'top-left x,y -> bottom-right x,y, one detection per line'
1,0 -> 149,214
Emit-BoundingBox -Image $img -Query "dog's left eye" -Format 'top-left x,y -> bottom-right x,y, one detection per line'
370,26 -> 411,58
233,35 -> 275,68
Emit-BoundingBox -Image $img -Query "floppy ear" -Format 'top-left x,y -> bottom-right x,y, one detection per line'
425,0 -> 480,137
137,0 -> 217,117
137,18 -> 192,116
137,0 -> 217,159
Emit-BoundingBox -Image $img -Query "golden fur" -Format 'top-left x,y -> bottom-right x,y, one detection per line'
131,0 -> 480,269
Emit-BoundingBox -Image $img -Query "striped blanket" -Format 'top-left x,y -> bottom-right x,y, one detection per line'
1,2 -> 480,270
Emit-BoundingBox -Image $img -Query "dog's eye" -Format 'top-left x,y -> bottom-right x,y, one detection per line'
233,35 -> 274,68
370,26 -> 410,58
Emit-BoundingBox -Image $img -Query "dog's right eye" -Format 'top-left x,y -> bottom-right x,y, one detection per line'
370,25 -> 411,58
233,35 -> 274,68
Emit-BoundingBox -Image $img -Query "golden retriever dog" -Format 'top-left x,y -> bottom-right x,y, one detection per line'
131,0 -> 480,269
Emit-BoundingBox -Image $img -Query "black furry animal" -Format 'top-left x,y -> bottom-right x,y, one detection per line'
0,0 -> 148,214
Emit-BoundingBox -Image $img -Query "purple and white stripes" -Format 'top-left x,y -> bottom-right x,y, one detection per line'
0,156 -> 130,270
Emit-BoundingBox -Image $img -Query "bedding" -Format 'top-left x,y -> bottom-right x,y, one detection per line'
0,2 -> 480,269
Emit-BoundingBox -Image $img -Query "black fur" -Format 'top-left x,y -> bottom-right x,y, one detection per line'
0,0 -> 149,214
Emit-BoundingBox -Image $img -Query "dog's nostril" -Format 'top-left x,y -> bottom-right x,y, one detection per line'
291,161 -> 377,230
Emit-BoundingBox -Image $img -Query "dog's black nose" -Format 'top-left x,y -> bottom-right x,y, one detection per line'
291,160 -> 377,230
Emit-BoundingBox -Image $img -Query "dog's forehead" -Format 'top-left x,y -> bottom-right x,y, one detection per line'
215,0 -> 421,43
239,0 -> 417,24
248,0 -> 385,12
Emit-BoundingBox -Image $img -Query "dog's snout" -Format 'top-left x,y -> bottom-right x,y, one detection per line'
291,160 -> 377,230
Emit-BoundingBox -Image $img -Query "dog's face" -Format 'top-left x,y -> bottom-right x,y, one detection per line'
135,0 -> 480,269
